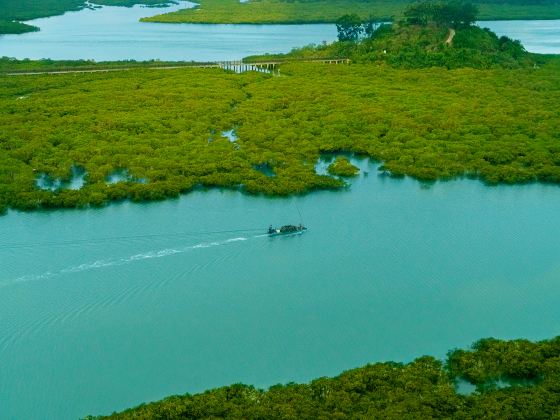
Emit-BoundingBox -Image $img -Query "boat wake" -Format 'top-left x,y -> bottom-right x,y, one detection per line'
1,236 -> 252,289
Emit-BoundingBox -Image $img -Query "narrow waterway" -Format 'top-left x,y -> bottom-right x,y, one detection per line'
2,160 -> 560,419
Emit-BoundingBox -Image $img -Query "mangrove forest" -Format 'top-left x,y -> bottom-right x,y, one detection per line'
141,0 -> 560,25
88,335 -> 560,419
1,23 -> 559,213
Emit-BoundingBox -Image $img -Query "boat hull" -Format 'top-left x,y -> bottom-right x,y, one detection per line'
268,226 -> 307,236
269,229 -> 307,237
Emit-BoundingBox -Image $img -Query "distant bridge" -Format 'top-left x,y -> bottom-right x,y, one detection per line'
216,58 -> 350,74
3,58 -> 350,76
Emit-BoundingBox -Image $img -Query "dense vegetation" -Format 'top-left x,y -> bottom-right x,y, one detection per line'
0,57 -> 215,73
142,0 -> 560,25
1,53 -> 559,214
247,8 -> 535,70
0,20 -> 38,35
403,0 -> 478,27
251,24 -> 534,69
0,0 -> 82,34
87,335 -> 560,419
328,157 -> 360,176
0,0 -> 84,22
0,0 -> 172,35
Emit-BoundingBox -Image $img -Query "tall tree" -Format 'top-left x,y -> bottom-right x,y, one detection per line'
404,1 -> 436,25
336,14 -> 364,42
405,1 -> 478,28
363,15 -> 384,38
452,1 -> 478,27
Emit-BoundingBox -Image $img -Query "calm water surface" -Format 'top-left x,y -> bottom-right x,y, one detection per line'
2,161 -> 560,419
0,2 -> 337,61
481,19 -> 560,54
0,3 -> 558,60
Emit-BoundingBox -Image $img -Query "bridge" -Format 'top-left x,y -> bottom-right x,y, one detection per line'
219,58 -> 350,72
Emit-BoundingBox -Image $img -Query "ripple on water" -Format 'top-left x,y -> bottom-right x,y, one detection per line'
2,163 -> 560,420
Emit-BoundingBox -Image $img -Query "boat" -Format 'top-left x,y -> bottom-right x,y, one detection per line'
268,224 -> 307,236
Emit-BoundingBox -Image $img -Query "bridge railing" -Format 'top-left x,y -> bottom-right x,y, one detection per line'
217,58 -> 350,74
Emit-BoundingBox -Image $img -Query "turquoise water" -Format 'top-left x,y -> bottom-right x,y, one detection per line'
0,3 -> 558,60
1,6 -> 559,419
2,160 -> 560,419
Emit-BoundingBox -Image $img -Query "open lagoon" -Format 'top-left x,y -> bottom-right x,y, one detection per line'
0,2 -> 558,60
2,160 -> 560,419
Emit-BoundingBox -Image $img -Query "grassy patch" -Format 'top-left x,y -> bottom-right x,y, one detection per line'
327,156 -> 360,177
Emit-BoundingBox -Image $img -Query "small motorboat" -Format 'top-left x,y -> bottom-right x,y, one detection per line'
268,224 -> 307,236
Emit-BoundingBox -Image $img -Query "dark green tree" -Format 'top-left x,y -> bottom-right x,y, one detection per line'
336,14 -> 364,42
404,1 -> 436,25
438,1 -> 478,28
363,15 -> 384,38
405,1 -> 478,28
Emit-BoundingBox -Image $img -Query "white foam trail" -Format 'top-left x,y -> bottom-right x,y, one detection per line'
225,237 -> 247,242
1,236 -> 250,288
62,260 -> 115,273
1,271 -> 56,287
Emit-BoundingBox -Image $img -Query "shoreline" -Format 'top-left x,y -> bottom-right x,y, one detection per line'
91,335 -> 560,419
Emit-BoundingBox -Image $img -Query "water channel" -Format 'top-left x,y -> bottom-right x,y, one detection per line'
2,159 -> 560,419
